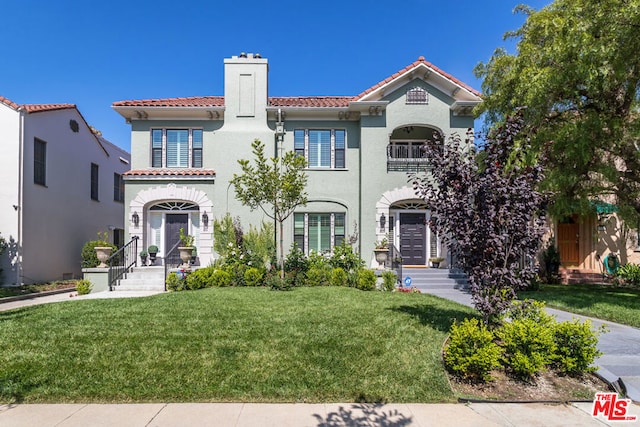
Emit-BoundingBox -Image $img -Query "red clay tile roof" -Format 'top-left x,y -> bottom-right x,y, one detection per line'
268,96 -> 354,107
113,96 -> 225,107
356,56 -> 481,99
124,169 -> 216,177
0,95 -> 19,110
0,97 -> 76,113
22,104 -> 76,113
113,57 -> 480,108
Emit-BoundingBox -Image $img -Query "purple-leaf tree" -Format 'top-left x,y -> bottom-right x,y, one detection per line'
411,114 -> 547,324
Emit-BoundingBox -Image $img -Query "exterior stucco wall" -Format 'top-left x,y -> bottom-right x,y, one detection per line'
0,104 -> 21,284
18,109 -> 129,284
118,56 -> 479,268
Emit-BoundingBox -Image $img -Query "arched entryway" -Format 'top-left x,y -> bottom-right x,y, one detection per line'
128,183 -> 213,265
376,187 -> 443,267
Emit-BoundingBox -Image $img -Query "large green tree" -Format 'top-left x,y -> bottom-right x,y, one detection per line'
231,139 -> 308,275
475,0 -> 640,220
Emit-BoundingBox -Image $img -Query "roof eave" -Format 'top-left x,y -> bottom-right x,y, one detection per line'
450,101 -> 481,116
112,105 -> 226,122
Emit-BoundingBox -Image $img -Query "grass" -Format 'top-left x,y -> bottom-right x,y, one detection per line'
0,287 -> 476,403
519,283 -> 640,328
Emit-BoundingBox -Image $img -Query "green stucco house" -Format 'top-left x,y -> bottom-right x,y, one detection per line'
112,53 -> 481,269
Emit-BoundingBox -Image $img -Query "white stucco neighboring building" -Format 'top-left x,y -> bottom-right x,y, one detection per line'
0,96 -> 131,285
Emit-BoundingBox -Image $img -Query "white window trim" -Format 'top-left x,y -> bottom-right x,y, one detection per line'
296,212 -> 345,255
151,128 -> 203,168
297,129 -> 346,169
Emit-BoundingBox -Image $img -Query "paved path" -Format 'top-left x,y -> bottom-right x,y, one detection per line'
410,269 -> 640,402
0,401 -> 638,426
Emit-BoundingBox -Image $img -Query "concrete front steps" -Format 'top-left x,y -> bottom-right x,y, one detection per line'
400,267 -> 468,290
113,266 -> 165,292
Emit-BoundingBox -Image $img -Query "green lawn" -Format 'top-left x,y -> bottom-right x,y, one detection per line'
0,287 -> 475,403
519,284 -> 640,328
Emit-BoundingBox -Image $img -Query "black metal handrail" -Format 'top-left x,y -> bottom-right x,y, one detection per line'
388,243 -> 403,284
107,236 -> 138,291
163,240 -> 182,291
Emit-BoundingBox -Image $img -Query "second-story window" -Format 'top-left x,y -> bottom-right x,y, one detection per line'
150,128 -> 203,168
113,173 -> 124,202
91,163 -> 99,201
294,129 -> 346,169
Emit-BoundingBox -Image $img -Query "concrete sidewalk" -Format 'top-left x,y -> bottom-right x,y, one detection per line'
0,401 -> 638,427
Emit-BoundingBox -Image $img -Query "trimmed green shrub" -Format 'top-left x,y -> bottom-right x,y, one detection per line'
381,270 -> 397,291
75,279 -> 93,295
306,265 -> 331,286
497,317 -> 556,380
166,272 -> 185,291
329,267 -> 348,287
617,263 -> 640,286
211,269 -> 232,287
552,319 -> 604,375
244,267 -> 264,286
445,318 -> 501,382
356,269 -> 376,291
505,299 -> 555,327
185,267 -> 214,290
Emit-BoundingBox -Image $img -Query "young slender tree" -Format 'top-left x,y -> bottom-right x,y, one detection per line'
231,139 -> 308,276
411,114 -> 547,324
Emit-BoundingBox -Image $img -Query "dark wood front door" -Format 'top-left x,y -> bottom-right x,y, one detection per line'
165,214 -> 189,255
400,213 -> 426,265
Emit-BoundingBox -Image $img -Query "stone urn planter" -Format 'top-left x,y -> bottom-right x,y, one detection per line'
374,248 -> 389,269
429,257 -> 444,269
148,246 -> 159,265
94,246 -> 113,268
179,247 -> 194,268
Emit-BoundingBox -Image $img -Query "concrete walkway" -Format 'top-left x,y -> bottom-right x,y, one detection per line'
411,271 -> 640,403
0,401 -> 638,426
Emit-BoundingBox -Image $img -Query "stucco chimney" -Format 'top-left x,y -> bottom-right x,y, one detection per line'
223,53 -> 269,128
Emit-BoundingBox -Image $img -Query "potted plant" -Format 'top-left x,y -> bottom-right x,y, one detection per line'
139,250 -> 148,266
429,256 -> 444,268
178,227 -> 195,268
148,245 -> 159,265
373,237 -> 389,268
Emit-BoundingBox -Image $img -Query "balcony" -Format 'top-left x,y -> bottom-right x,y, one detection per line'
386,143 -> 432,172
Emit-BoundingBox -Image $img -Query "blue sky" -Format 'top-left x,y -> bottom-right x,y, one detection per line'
2,0 -> 550,152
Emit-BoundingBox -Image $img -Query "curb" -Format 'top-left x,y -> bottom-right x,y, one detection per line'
0,288 -> 76,304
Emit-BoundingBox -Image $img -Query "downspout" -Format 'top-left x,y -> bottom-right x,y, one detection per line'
358,118 -> 362,256
275,108 -> 282,271
16,108 -> 25,284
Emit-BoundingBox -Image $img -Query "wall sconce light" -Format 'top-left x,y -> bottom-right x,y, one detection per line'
597,213 -> 609,232
132,211 -> 139,228
202,211 -> 209,230
379,213 -> 386,231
